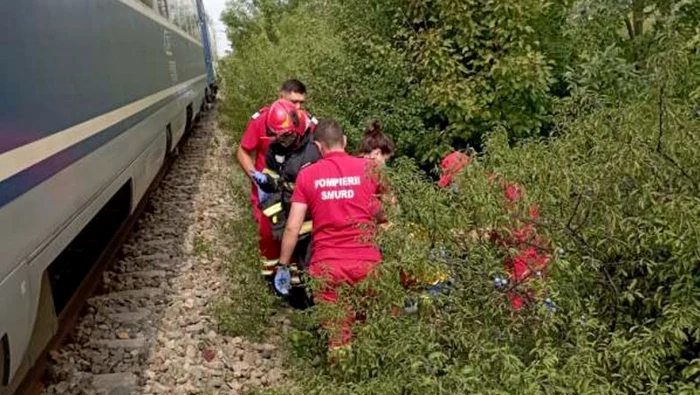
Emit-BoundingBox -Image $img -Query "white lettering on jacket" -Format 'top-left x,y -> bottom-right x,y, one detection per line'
314,176 -> 361,201
314,176 -> 361,189
321,189 -> 355,200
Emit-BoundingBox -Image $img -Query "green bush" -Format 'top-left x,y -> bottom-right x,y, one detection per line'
218,1 -> 433,164
272,72 -> 700,395
218,0 -> 564,165
217,0 -> 700,393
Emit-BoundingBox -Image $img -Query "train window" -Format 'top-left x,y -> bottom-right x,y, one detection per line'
157,0 -> 170,19
163,0 -> 201,42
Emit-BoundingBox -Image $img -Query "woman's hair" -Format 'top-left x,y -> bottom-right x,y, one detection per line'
357,120 -> 396,156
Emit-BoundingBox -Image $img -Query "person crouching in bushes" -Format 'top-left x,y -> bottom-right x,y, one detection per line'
437,150 -> 555,311
488,180 -> 553,311
354,121 -> 444,317
278,119 -> 388,361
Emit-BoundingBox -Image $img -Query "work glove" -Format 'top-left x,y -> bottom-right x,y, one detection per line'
274,266 -> 292,296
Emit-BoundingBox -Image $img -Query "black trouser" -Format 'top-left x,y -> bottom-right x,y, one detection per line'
287,237 -> 314,310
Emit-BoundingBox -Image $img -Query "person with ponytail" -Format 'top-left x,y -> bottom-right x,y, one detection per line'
357,120 -> 395,165
355,120 -> 397,225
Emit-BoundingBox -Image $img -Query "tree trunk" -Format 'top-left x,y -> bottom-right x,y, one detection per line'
625,17 -> 635,39
632,0 -> 645,38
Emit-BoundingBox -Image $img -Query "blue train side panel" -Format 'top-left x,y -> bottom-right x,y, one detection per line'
0,1 -> 205,155
0,0 -> 207,208
195,0 -> 216,86
0,0 -> 211,387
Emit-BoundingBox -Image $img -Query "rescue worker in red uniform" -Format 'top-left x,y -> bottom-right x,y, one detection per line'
436,150 -> 553,310
253,100 -> 321,301
438,151 -> 471,189
278,119 -> 385,357
235,80 -> 318,274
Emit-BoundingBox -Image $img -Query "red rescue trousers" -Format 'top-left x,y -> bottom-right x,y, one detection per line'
308,259 -> 380,349
251,197 -> 280,275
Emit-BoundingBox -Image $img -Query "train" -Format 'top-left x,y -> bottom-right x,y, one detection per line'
0,0 -> 217,392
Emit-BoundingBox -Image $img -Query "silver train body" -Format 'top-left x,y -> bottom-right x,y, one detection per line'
0,0 -> 216,390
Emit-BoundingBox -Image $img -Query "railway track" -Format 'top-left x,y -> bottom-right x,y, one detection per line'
35,108 -> 215,395
10,107 -> 202,395
14,107 -> 288,395
16,109 -> 212,395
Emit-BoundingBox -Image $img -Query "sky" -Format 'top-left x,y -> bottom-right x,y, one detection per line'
203,0 -> 231,58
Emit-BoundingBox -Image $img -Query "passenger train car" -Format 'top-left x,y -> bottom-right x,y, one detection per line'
0,0 -> 216,391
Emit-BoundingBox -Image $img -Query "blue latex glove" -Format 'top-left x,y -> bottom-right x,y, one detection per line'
494,275 -> 508,290
251,170 -> 268,185
274,266 -> 292,296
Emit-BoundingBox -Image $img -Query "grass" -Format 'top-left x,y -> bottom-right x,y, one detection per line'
214,169 -> 281,341
192,234 -> 214,259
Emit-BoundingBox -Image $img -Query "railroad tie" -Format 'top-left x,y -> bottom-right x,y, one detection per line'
92,338 -> 147,350
107,309 -> 151,324
91,372 -> 138,392
118,270 -> 167,280
89,287 -> 164,303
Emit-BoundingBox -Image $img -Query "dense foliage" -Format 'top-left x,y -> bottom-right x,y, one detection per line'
217,0 -> 700,393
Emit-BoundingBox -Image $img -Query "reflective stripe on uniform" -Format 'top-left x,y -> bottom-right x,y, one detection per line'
263,202 -> 283,217
262,258 -> 279,268
427,272 -> 449,285
329,344 -> 351,353
288,265 -> 302,285
300,220 -> 313,235
263,168 -> 279,178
